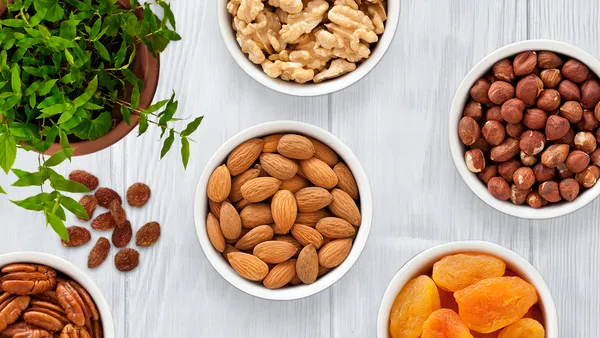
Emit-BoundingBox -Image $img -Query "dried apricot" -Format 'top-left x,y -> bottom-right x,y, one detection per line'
454,277 -> 538,333
135,222 -> 161,247
61,227 -> 91,247
497,318 -> 544,338
91,212 -> 117,231
78,195 -> 97,221
422,309 -> 474,338
389,275 -> 441,338
127,183 -> 151,207
94,188 -> 121,208
109,200 -> 127,228
69,170 -> 99,191
114,249 -> 139,272
88,238 -> 110,269
111,221 -> 132,248
432,254 -> 506,292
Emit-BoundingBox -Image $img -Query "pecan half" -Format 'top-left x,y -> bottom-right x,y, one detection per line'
32,292 -> 59,306
59,324 -> 91,338
13,328 -> 53,337
55,283 -> 85,327
66,282 -> 98,322
2,322 -> 51,338
0,264 -> 57,295
89,320 -> 102,338
22,305 -> 69,332
0,294 -> 31,332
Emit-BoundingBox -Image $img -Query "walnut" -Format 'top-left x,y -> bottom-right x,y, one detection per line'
314,59 -> 356,83
280,0 -> 330,43
327,5 -> 378,45
235,12 -> 287,64
268,50 -> 291,62
262,60 -> 315,83
361,0 -> 386,34
237,0 -> 265,23
269,0 -> 304,14
316,25 -> 371,62
288,30 -> 333,70
227,0 -> 241,16
334,0 -> 360,9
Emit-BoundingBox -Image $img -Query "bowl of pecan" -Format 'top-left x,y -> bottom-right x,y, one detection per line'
194,121 -> 372,300
218,0 -> 399,96
0,252 -> 114,337
450,40 -> 600,219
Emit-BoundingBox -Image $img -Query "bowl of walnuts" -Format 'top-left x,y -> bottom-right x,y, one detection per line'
218,0 -> 399,96
194,121 -> 372,300
450,39 -> 600,219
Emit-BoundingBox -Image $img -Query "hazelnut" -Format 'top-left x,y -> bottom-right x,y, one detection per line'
470,137 -> 491,152
493,59 -> 516,82
464,149 -> 486,173
556,163 -> 575,179
487,177 -> 511,200
541,144 -> 570,168
470,78 -> 492,103
485,72 -> 498,84
533,163 -> 555,182
522,108 -> 548,130
540,69 -> 562,89
463,101 -> 483,120
581,80 -> 600,109
478,165 -> 498,184
574,131 -> 597,154
488,81 -> 515,105
595,102 -> 600,121
482,120 -> 506,146
558,80 -> 581,101
490,138 -> 520,163
537,51 -> 564,69
544,115 -> 570,141
559,101 -> 583,123
506,123 -> 526,139
526,191 -> 545,208
485,106 -> 504,122
538,181 -> 561,202
575,110 -> 599,131
501,98 -> 525,124
557,128 -> 576,148
513,51 -> 538,76
519,130 -> 546,155
559,178 -> 580,202
536,89 -> 561,111
590,148 -> 600,166
575,165 -> 600,188
520,151 -> 538,166
510,184 -> 531,205
562,59 -> 589,83
458,116 -> 481,146
516,74 -> 544,106
565,150 -> 590,173
498,158 -> 521,182
513,167 -> 535,189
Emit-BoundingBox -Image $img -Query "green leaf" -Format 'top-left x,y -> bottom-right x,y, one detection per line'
0,185 -> 5,194
39,103 -> 73,118
59,195 -> 89,220
121,105 -> 131,125
138,113 -> 148,136
114,41 -> 127,68
73,76 -> 98,107
45,211 -> 69,242
64,49 -> 74,65
12,193 -> 55,211
159,1 -> 176,29
37,80 -> 58,95
38,25 -> 52,39
181,137 -> 189,169
45,148 -> 75,167
73,111 -> 112,140
158,98 -> 178,125
1,19 -> 27,28
90,17 -> 102,40
0,133 -> 17,174
143,99 -> 169,115
57,107 -> 77,124
12,171 -> 48,187
12,169 -> 32,179
82,102 -> 103,110
159,29 -> 181,41
160,129 -> 174,160
11,65 -> 21,94
25,81 -> 42,96
59,129 -> 70,149
181,116 -> 204,137
130,83 -> 140,110
51,178 -> 90,193
93,40 -> 110,61
9,124 -> 33,139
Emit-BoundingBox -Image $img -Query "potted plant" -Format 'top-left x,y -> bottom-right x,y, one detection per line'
0,0 -> 202,239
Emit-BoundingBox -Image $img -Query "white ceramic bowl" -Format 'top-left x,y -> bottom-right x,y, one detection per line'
449,39 -> 600,219
217,0 -> 400,96
0,252 -> 114,337
377,241 -> 558,338
194,121 -> 373,300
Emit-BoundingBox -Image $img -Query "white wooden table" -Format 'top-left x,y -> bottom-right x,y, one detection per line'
1,0 -> 598,336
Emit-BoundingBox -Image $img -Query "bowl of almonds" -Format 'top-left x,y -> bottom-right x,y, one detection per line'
194,121 -> 372,300
218,0 -> 400,96
450,40 -> 600,219
0,251 -> 114,337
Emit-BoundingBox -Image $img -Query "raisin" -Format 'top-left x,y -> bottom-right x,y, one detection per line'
454,277 -> 539,333
95,188 -> 122,208
389,275 -> 441,338
135,222 -> 161,247
114,249 -> 139,272
111,221 -> 132,248
126,183 -> 151,207
69,170 -> 99,191
108,200 -> 127,227
498,318 -> 544,338
91,212 -> 117,231
422,309 -> 473,338
78,195 -> 97,221
432,254 -> 506,292
88,238 -> 110,269
61,227 -> 91,247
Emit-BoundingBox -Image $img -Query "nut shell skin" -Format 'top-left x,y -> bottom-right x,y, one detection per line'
519,130 -> 546,155
574,131 -> 597,154
565,150 -> 590,174
482,121 -> 506,146
488,81 -> 515,105
485,106 -> 504,123
493,59 -> 515,82
513,51 -> 538,76
581,80 -> 600,109
540,69 -> 562,89
490,138 -> 520,163
536,89 -> 561,111
506,123 -> 526,139
510,184 -> 531,205
576,110 -> 600,131
498,159 -> 522,182
513,167 -> 535,190
537,51 -> 563,69
458,116 -> 480,146
526,192 -> 545,208
501,98 -> 525,124
516,74 -> 543,106
464,149 -> 486,173
545,115 -> 570,141
575,165 -> 600,188
533,163 -> 555,182
470,78 -> 492,103
539,181 -> 562,202
562,59 -> 589,83
559,101 -> 583,123
463,101 -> 483,120
487,177 -> 511,200
541,144 -> 570,168
523,108 -> 548,130
478,165 -> 498,184
558,80 -> 582,101
559,178 -> 580,202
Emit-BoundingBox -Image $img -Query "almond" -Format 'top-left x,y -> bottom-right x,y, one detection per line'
207,165 -> 231,202
235,225 -> 275,250
277,134 -> 315,160
309,137 -> 339,167
296,209 -> 332,227
294,187 -> 333,213
271,190 -> 297,234
226,138 -> 264,176
280,175 -> 310,193
300,157 -> 339,189
235,198 -> 251,211
259,153 -> 298,180
274,235 -> 303,256
262,134 -> 283,153
229,168 -> 260,202
296,245 -> 319,284
328,189 -> 361,226
226,227 -> 249,245
219,201 -> 242,240
227,252 -> 269,281
240,203 -> 274,228
315,217 -> 356,239
222,244 -> 240,262
240,177 -> 281,202
291,224 -> 324,249
253,240 -> 297,264
333,163 -> 359,200
318,238 -> 352,268
263,259 -> 297,289
209,199 -> 223,219
206,213 -> 225,252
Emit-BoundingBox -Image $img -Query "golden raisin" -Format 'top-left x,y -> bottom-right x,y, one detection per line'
389,275 -> 441,338
422,309 -> 474,338
454,277 -> 538,333
432,254 -> 506,292
498,318 -> 545,338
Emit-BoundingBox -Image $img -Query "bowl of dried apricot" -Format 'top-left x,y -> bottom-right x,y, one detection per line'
0,251 -> 114,337
450,39 -> 600,218
194,121 -> 372,300
218,0 -> 399,96
377,241 -> 558,338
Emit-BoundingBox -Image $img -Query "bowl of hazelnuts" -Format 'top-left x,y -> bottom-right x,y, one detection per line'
450,40 -> 600,219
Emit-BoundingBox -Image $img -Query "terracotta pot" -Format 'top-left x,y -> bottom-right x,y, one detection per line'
0,0 -> 160,156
